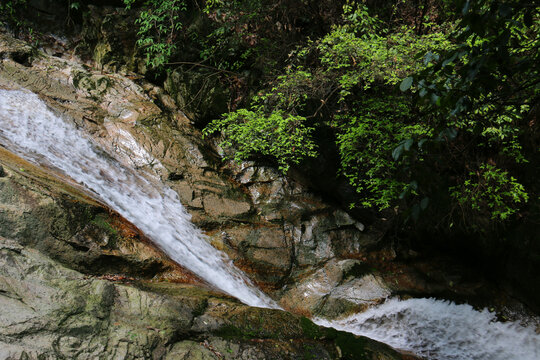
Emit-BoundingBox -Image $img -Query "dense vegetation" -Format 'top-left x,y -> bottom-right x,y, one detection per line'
183,0 -> 536,243
2,1 -> 538,259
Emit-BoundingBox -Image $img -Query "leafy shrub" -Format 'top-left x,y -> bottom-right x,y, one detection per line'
203,109 -> 317,172
450,164 -> 528,220
335,97 -> 433,210
205,2 -> 451,210
124,0 -> 186,69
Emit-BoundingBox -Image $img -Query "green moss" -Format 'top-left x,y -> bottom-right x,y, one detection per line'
302,344 -> 317,359
331,330 -> 369,360
301,317 -> 372,359
300,317 -> 322,340
46,199 -> 97,241
90,213 -> 119,238
216,325 -> 258,340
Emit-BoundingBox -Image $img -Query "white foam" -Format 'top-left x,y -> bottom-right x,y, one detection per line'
316,297 -> 540,360
0,89 -> 277,309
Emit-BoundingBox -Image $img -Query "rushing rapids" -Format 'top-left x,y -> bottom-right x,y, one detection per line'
2,88 -> 539,359
316,297 -> 540,360
0,88 -> 277,309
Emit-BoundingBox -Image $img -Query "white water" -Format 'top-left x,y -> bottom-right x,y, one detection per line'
316,297 -> 540,360
3,89 -> 540,360
0,89 -> 276,309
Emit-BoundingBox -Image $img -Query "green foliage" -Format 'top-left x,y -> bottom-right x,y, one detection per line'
0,0 -> 28,29
205,2 -> 451,208
450,164 -> 528,220
335,97 -> 432,210
203,109 -> 317,172
400,0 -> 539,227
314,6 -> 453,98
1,0 -> 84,35
114,0 -> 536,231
199,0 -> 264,71
124,0 -> 186,69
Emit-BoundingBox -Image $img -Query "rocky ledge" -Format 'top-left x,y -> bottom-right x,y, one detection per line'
1,22 -> 533,326
0,27 -> 385,319
0,126 -> 414,359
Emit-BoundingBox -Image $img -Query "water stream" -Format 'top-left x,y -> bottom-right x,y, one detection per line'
0,88 -> 277,309
316,298 -> 540,359
1,88 -> 539,359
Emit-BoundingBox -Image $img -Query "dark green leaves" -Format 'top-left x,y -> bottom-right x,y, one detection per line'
400,77 -> 413,92
392,142 -> 405,161
392,139 -> 415,160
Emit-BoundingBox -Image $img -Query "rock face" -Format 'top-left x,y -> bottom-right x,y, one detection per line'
3,10 -> 534,358
0,123 -> 412,360
280,260 -> 391,318
2,21 -> 533,327
0,148 -> 198,284
0,26 -> 385,314
0,233 -> 407,360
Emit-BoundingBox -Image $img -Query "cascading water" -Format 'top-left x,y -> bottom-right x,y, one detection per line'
2,88 -> 540,360
0,88 -> 277,309
316,297 -> 540,360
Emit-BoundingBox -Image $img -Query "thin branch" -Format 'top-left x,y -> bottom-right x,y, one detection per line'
165,61 -> 241,76
306,86 -> 340,119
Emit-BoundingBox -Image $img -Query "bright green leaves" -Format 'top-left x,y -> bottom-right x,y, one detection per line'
203,109 -> 317,173
396,0 -> 538,227
204,2 -> 451,211
315,22 -> 451,98
124,0 -> 186,69
450,164 -> 528,221
335,97 -> 433,210
200,0 -> 535,230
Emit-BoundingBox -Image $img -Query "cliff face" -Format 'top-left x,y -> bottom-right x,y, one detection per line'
0,104 -> 413,360
0,27 -> 388,318
0,3 -> 538,357
1,2 -> 537,319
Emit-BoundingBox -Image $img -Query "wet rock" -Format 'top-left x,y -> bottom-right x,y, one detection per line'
280,259 -> 391,319
0,29 -> 385,308
290,209 -> 374,267
0,146 -> 415,359
0,149 -> 198,283
211,225 -> 293,286
0,230 -> 409,360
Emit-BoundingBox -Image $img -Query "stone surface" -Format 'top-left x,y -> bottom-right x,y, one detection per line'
280,259 -> 391,319
0,144 -> 413,360
1,13 -> 536,359
78,5 -> 141,73
164,68 -> 230,126
0,148 -> 199,284
0,28 -> 383,307
0,27 -> 394,320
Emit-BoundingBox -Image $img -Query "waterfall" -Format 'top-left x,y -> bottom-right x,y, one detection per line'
316,297 -> 540,360
0,89 -> 277,309
3,88 -> 540,359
